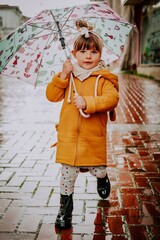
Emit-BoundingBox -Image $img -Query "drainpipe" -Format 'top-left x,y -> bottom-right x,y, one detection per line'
134,4 -> 143,65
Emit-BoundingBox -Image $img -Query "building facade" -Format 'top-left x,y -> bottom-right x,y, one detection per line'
0,5 -> 29,39
122,0 -> 160,79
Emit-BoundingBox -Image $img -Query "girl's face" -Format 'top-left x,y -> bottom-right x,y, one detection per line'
72,48 -> 101,70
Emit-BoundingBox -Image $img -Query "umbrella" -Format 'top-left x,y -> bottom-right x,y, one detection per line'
0,2 -> 133,87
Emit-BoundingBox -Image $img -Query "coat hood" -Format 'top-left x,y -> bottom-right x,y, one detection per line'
91,69 -> 119,92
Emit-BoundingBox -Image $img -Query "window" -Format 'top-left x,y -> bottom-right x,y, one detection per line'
0,17 -> 3,28
141,7 -> 160,64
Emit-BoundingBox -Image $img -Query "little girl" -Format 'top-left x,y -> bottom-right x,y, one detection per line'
46,20 -> 119,229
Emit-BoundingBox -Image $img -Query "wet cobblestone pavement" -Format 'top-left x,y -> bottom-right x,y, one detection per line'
0,74 -> 160,240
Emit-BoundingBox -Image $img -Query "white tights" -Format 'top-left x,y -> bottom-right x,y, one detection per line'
60,164 -> 107,195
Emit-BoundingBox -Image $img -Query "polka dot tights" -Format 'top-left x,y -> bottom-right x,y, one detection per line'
60,164 -> 107,195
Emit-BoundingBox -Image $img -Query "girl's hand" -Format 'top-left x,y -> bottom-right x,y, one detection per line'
60,59 -> 73,79
73,95 -> 86,110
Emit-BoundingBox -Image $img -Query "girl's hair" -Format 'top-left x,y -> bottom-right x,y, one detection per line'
74,20 -> 103,53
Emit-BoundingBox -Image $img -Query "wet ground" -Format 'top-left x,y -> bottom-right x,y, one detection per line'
0,74 -> 160,240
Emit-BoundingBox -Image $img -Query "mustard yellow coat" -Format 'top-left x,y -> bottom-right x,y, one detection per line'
46,69 -> 119,167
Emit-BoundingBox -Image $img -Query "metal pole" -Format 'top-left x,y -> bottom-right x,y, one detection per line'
55,21 -> 70,59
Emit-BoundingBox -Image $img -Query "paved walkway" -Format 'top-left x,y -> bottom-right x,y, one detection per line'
0,74 -> 160,240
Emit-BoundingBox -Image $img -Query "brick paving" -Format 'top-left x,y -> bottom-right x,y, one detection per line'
0,74 -> 160,240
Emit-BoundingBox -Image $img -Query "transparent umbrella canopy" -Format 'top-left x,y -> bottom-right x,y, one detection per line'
0,2 -> 133,87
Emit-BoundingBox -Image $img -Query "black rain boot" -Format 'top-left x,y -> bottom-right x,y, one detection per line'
97,174 -> 111,199
55,193 -> 73,229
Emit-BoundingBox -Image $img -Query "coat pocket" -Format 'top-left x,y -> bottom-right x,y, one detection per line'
81,113 -> 104,138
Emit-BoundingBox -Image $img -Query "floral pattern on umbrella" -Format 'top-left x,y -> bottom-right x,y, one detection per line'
0,2 -> 133,87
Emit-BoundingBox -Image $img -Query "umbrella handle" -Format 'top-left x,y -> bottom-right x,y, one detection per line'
79,109 -> 90,119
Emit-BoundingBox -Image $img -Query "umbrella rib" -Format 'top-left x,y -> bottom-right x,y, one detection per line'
27,22 -> 59,34
49,6 -> 75,28
58,7 -> 75,30
34,30 -> 54,87
27,25 -> 77,35
25,21 -> 61,45
48,7 -> 77,38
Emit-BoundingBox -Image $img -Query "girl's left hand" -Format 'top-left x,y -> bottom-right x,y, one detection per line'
73,95 -> 86,110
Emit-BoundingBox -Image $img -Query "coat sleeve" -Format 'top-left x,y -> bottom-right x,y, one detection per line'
46,73 -> 69,102
83,80 -> 119,114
